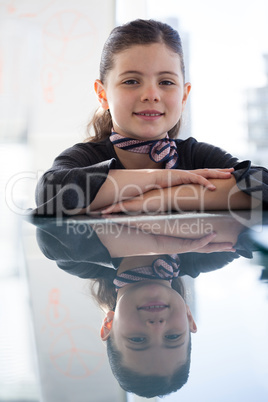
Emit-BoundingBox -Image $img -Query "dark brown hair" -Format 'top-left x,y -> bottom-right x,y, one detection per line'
86,19 -> 186,142
107,331 -> 192,397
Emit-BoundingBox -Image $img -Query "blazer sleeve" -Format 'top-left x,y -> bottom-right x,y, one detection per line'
177,138 -> 268,209
35,222 -> 122,278
34,143 -> 117,215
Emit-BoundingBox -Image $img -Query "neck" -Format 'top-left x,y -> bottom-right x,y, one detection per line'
117,255 -> 166,274
114,147 -> 164,169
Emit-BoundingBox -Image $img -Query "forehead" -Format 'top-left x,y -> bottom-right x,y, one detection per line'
111,42 -> 182,74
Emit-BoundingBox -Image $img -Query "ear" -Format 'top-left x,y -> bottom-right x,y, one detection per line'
181,82 -> 191,112
100,311 -> 114,341
94,79 -> 109,110
186,304 -> 197,333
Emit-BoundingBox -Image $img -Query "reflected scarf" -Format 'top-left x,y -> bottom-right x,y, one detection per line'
113,254 -> 180,292
110,131 -> 179,169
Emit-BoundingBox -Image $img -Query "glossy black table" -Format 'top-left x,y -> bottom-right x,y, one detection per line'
21,211 -> 268,402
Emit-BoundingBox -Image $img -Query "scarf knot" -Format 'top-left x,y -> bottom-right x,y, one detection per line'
113,254 -> 180,292
110,132 -> 179,169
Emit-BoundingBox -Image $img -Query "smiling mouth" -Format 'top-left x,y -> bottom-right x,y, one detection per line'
138,304 -> 169,312
135,112 -> 163,117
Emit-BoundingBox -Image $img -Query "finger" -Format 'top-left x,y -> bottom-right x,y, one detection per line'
186,174 -> 217,190
195,168 -> 234,173
214,168 -> 234,171
198,242 -> 236,253
173,173 -> 218,191
169,233 -> 217,253
192,169 -> 234,179
205,171 -> 233,178
183,232 -> 217,250
202,168 -> 234,172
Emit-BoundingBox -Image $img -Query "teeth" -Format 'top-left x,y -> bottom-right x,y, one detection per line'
147,306 -> 161,309
140,305 -> 167,309
139,113 -> 161,116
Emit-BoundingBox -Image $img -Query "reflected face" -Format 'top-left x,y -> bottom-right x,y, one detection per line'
110,280 -> 196,376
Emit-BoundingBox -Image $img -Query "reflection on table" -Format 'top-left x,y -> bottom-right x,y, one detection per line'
25,212 -> 268,399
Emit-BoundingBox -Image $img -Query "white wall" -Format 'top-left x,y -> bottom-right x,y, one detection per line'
1,0 -> 116,210
0,0 -> 116,169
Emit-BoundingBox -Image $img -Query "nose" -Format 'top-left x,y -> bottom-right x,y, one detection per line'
141,84 -> 160,103
146,318 -> 166,326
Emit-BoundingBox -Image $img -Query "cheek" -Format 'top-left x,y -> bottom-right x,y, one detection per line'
108,98 -> 127,122
172,310 -> 189,331
114,298 -> 137,320
114,303 -> 143,328
112,315 -> 142,338
166,93 -> 183,117
176,94 -> 184,109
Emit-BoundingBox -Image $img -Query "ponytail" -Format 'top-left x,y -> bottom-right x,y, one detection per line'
85,108 -> 113,142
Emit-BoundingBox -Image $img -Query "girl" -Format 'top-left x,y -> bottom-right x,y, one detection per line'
34,19 -> 268,216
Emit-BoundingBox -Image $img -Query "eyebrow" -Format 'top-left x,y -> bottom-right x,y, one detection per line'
119,70 -> 179,77
165,342 -> 185,349
126,342 -> 185,351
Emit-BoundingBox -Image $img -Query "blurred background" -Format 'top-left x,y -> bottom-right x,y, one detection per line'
1,0 -> 268,216
2,0 -> 268,211
1,1 -> 268,401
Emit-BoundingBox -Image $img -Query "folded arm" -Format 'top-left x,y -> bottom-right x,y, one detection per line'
80,168 -> 234,213
101,175 -> 253,214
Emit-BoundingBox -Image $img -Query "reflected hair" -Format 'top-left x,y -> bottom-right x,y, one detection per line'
86,19 -> 186,142
107,333 -> 192,398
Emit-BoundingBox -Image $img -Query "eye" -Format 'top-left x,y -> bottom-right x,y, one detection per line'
128,337 -> 146,343
159,80 -> 175,86
123,79 -> 139,85
165,334 -> 181,340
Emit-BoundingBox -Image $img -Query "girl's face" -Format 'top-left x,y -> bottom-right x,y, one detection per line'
95,42 -> 191,141
101,280 -> 197,376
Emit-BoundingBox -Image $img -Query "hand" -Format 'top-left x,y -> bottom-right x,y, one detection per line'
155,168 -> 234,190
94,222 -> 235,256
153,232 -> 235,254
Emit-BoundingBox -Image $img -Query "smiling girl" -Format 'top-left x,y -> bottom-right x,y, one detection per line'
34,19 -> 268,216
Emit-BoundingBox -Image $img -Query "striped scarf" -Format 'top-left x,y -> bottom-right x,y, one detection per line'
113,255 -> 180,292
110,131 -> 179,169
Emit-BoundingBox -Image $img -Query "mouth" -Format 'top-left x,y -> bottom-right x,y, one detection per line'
135,112 -> 163,117
138,302 -> 169,312
134,110 -> 164,119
